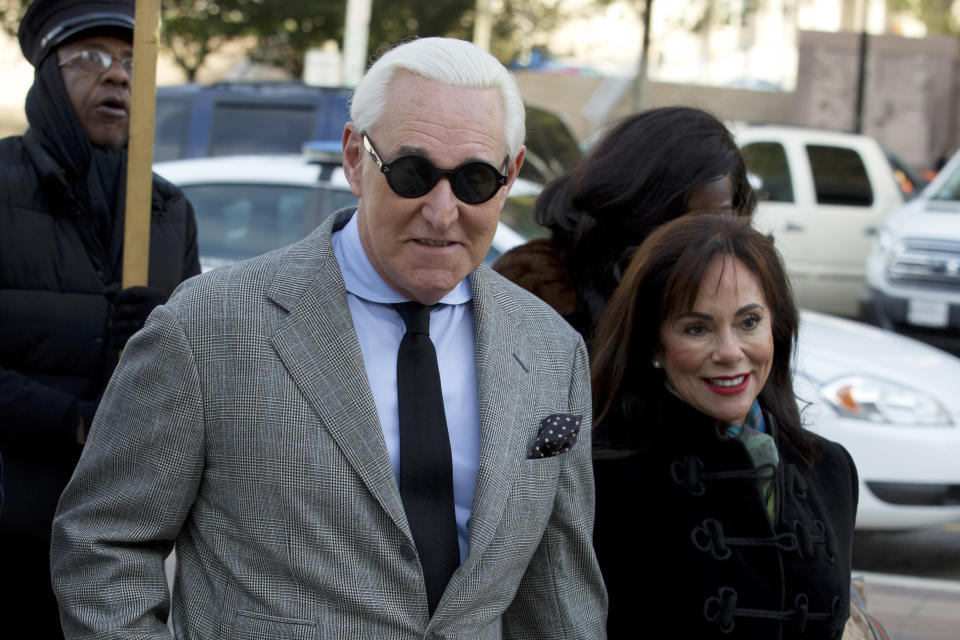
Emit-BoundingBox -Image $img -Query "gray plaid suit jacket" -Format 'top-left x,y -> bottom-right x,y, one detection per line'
51,210 -> 607,639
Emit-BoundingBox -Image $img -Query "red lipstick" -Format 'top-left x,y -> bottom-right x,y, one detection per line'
703,373 -> 750,395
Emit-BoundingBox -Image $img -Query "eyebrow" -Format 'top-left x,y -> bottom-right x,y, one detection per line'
395,144 -> 429,157
392,144 -> 506,168
675,303 -> 764,320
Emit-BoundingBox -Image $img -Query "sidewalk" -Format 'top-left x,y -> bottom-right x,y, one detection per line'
858,571 -> 960,640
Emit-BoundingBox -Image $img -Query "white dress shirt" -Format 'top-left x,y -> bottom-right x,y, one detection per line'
331,213 -> 480,562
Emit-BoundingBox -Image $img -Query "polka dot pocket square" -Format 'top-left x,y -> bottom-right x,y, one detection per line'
528,413 -> 583,459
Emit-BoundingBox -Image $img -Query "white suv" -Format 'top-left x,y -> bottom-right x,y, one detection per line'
864,149 -> 960,354
732,124 -> 906,318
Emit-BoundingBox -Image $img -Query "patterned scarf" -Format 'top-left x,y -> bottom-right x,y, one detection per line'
724,400 -> 779,524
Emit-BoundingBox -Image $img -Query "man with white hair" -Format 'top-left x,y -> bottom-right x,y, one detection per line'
52,37 -> 607,638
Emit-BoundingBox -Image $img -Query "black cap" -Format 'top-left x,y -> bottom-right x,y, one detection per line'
18,0 -> 135,67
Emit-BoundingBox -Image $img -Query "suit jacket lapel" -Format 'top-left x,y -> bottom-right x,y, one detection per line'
456,266 -> 533,576
268,211 -> 410,537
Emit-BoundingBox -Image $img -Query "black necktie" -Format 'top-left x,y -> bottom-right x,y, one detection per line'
392,302 -> 460,615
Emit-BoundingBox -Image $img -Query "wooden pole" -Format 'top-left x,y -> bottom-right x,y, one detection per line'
121,0 -> 161,288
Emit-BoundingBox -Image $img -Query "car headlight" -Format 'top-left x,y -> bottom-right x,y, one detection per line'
820,376 -> 952,425
872,228 -> 893,254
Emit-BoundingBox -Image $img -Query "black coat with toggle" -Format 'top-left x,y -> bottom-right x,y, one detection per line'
593,394 -> 858,639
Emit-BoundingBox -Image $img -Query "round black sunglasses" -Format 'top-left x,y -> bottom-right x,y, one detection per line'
362,133 -> 508,205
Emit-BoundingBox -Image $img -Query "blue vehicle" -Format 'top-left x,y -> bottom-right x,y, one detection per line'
154,82 -> 352,162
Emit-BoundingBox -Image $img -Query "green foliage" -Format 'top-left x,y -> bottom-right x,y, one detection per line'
368,0 -> 473,59
489,0 -> 567,64
0,0 -> 29,39
165,0 -> 478,80
160,0 -> 249,81
242,0 -> 345,78
1,0 -> 622,81
890,0 -> 959,34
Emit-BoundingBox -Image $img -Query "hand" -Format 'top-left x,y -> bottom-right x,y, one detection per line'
72,396 -> 101,445
109,286 -> 167,349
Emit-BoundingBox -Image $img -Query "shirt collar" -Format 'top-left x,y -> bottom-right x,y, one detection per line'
332,212 -> 473,305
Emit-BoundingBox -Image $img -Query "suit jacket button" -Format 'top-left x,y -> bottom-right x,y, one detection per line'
400,544 -> 417,561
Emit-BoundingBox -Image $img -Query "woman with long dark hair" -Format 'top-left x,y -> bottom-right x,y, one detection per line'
590,214 -> 857,638
494,106 -> 865,638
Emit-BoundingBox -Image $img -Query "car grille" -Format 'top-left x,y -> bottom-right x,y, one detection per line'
887,239 -> 960,290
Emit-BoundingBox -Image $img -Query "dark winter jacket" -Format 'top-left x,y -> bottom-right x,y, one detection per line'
0,130 -> 200,541
494,238 -> 858,638
593,393 -> 858,639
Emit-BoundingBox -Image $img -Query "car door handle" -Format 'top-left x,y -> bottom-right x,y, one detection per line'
782,221 -> 804,232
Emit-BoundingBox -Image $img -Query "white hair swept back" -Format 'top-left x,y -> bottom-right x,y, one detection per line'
350,37 -> 526,160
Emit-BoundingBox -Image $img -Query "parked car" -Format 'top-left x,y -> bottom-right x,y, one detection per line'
732,124 -> 906,318
863,147 -> 960,355
791,311 -> 960,530
155,82 -> 353,163
154,82 -> 581,186
153,149 -> 960,531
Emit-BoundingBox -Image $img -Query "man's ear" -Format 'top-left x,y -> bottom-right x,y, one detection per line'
505,145 -> 525,190
342,123 -> 364,198
494,145 -> 526,210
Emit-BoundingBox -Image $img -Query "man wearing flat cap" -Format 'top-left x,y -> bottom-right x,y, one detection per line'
0,0 -> 200,634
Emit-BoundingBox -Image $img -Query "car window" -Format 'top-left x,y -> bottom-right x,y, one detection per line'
500,193 -> 548,240
741,142 -> 794,203
932,162 -> 960,201
521,106 -> 582,184
182,183 -> 356,270
806,144 -> 873,206
209,104 -> 316,157
155,97 -> 189,162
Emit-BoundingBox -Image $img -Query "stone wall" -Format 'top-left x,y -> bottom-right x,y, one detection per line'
796,30 -> 959,170
514,72 -> 798,147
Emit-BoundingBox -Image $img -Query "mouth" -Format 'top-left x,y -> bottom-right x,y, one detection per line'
703,373 -> 750,395
414,239 -> 456,248
95,95 -> 129,118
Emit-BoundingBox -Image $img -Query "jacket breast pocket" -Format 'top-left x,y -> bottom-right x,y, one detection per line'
233,610 -> 316,640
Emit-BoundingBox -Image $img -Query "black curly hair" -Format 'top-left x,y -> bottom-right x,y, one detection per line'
535,106 -> 756,338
